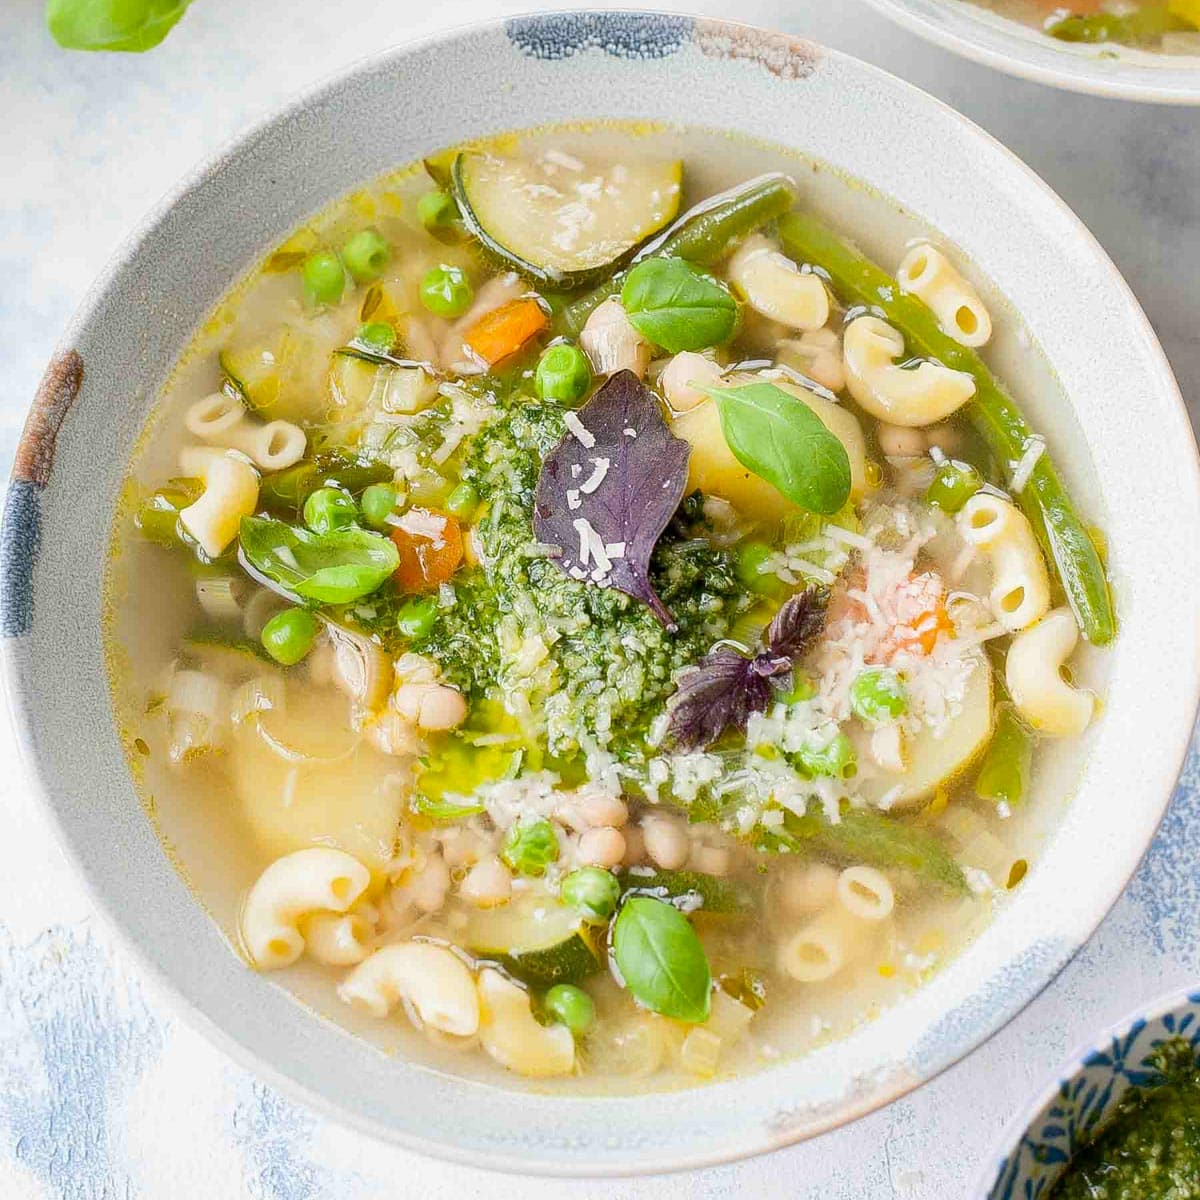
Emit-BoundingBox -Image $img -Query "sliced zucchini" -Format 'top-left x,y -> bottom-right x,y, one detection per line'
856,652 -> 994,810
463,893 -> 601,987
451,151 -> 682,289
329,352 -> 439,418
620,868 -> 756,916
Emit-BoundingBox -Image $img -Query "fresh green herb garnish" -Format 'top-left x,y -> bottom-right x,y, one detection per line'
701,380 -> 852,515
611,895 -> 712,1023
620,258 -> 737,354
46,0 -> 192,51
238,517 -> 398,605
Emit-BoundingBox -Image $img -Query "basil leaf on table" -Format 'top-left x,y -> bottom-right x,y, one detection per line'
620,257 -> 737,354
238,516 -> 399,606
611,895 -> 712,1023
701,381 -> 851,515
46,0 -> 193,52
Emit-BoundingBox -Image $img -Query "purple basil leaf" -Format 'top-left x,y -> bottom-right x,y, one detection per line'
764,587 -> 829,661
533,369 -> 691,628
665,648 -> 774,751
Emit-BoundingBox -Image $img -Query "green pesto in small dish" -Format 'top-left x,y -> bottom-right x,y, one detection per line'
1050,1039 -> 1200,1199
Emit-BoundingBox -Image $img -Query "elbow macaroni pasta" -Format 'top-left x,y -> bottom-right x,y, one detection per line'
178,446 -> 260,559
1006,608 -> 1095,736
897,244 -> 993,348
957,492 -> 1051,631
477,968 -> 575,1077
836,866 -> 895,922
184,392 -> 307,471
842,316 -> 976,426
726,235 -> 830,332
338,941 -> 480,1036
241,847 -> 371,970
300,911 -> 374,966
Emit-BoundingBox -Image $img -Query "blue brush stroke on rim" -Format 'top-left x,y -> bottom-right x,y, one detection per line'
907,938 -> 1069,1078
505,12 -> 694,61
0,480 -> 41,638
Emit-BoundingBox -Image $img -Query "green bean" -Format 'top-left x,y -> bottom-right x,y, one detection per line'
258,456 -> 393,513
975,703 -> 1035,809
559,174 -> 797,336
778,210 -> 1115,646
134,478 -> 202,547
772,806 -> 968,894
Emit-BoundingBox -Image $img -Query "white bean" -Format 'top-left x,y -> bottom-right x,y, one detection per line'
460,857 -> 513,908
409,853 -> 450,913
877,422 -> 927,458
578,793 -> 629,829
688,843 -> 730,877
659,352 -> 723,413
578,827 -> 627,869
642,815 -> 689,871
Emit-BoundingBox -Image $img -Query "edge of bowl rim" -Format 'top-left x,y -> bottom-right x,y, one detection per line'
972,980 -> 1200,1198
3,6 -> 1198,1175
861,0 -> 1200,104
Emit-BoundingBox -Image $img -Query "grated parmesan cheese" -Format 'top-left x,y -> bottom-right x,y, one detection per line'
564,412 -> 596,449
1009,435 -> 1046,494
578,457 -> 610,494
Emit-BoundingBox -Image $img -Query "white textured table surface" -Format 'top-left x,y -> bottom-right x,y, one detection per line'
1,2 -> 1197,1197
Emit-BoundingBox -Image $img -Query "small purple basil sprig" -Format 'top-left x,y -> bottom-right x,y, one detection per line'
666,586 -> 829,750
533,370 -> 691,628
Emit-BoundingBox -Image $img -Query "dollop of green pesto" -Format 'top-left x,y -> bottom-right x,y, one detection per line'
1050,1039 -> 1200,1200
410,396 -> 753,760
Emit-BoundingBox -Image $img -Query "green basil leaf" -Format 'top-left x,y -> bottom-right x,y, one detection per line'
238,516 -> 398,605
702,381 -> 851,515
611,895 -> 711,1023
46,0 -> 193,52
620,257 -> 737,354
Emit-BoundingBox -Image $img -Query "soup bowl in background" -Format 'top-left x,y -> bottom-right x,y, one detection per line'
863,0 -> 1200,103
979,986 -> 1200,1197
1,10 -> 1198,1175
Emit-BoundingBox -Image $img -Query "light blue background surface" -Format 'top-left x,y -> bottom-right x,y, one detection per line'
0,1 -> 1197,1196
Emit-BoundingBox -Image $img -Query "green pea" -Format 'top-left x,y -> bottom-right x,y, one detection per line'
849,667 -> 908,724
793,732 -> 857,780
444,481 -> 478,519
356,322 -> 397,354
302,250 -> 346,307
560,866 -> 620,923
735,540 -> 781,596
261,608 -> 319,666
419,265 -> 472,318
543,984 -> 595,1036
780,669 -> 816,705
396,596 -> 438,640
535,343 -> 591,405
303,486 -> 358,535
417,189 -> 459,231
926,460 -> 983,514
360,482 -> 399,528
341,228 -> 390,283
500,818 -> 559,877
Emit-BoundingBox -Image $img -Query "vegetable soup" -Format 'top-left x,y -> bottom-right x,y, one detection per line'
105,124 -> 1113,1089
970,0 -> 1200,50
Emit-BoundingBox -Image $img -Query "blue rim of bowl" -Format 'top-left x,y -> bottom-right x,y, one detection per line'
975,982 -> 1200,1197
861,0 -> 1200,104
1,8 -> 1198,1173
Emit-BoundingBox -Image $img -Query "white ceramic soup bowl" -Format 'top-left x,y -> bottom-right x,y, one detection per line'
978,985 -> 1200,1197
863,0 -> 1200,103
2,10 -> 1198,1176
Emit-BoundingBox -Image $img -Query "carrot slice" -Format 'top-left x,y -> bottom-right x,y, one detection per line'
464,298 -> 548,366
390,510 -> 463,592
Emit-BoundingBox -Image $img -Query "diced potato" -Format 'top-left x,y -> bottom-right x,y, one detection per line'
856,653 -> 994,810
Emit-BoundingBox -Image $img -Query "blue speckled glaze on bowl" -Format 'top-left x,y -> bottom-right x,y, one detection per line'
981,987 -> 1200,1198
1,10 -> 1198,1175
